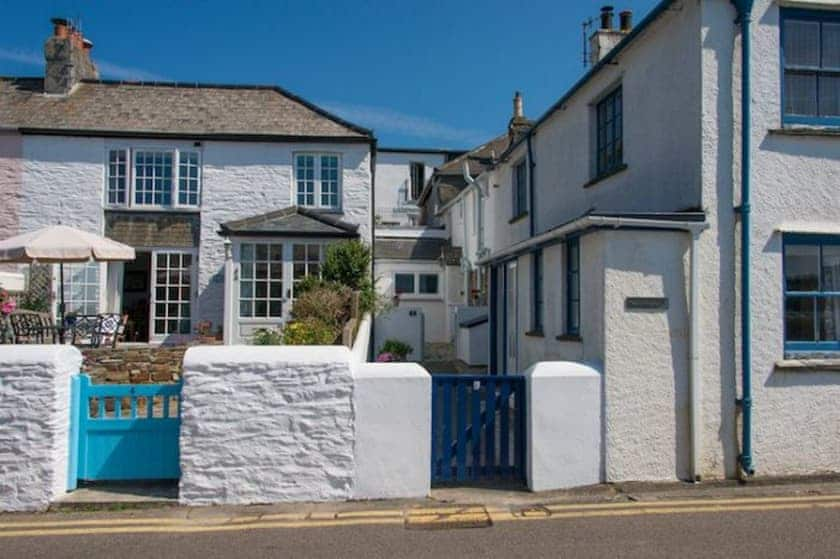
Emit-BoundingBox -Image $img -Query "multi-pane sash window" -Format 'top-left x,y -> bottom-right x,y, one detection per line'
295,154 -> 341,210
292,243 -> 323,297
513,159 -> 527,218
134,151 -> 173,206
107,150 -> 127,205
62,262 -> 100,316
566,237 -> 580,336
596,86 -> 623,177
178,151 -> 200,205
106,148 -> 200,209
418,273 -> 438,295
532,249 -> 544,332
239,243 -> 284,319
781,9 -> 840,125
783,234 -> 840,351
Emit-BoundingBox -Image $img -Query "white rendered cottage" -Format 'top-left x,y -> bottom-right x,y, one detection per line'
0,18 -> 374,344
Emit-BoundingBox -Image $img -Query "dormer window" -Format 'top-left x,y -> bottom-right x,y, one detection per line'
106,148 -> 201,209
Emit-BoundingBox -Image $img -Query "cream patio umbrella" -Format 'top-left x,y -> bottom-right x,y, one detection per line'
0,225 -> 136,341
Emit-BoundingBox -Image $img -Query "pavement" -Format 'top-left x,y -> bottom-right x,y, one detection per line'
4,477 -> 840,557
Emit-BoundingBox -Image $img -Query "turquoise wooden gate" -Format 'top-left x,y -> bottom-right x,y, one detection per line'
430,374 -> 526,484
68,375 -> 182,489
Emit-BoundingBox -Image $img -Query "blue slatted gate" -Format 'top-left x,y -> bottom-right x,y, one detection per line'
430,374 -> 526,484
68,374 -> 182,489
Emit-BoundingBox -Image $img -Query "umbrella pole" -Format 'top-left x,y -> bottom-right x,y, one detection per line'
59,262 -> 66,344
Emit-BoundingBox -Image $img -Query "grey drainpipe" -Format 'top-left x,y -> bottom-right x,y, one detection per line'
732,0 -> 755,477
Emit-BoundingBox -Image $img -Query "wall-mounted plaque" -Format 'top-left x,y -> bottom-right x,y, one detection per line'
625,297 -> 669,311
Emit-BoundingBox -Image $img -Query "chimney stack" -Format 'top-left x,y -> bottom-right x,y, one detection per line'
588,6 -> 632,66
600,6 -> 614,30
44,17 -> 99,95
513,91 -> 524,119
508,91 -> 531,143
620,10 -> 633,32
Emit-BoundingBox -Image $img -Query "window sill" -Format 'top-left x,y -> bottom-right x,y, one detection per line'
525,329 -> 544,338
769,127 -> 840,138
583,163 -> 628,189
555,334 -> 582,342
104,206 -> 201,214
509,212 -> 529,225
775,358 -> 840,372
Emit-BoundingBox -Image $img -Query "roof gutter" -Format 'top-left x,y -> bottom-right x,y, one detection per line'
477,214 -> 708,266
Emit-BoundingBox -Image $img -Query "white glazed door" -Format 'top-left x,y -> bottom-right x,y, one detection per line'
150,250 -> 195,341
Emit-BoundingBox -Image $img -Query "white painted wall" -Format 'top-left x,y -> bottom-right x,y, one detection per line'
375,151 -> 446,226
0,345 -> 81,511
179,345 -> 356,505
375,259 -> 458,343
700,0 -> 840,478
14,135 -> 373,338
524,361 -> 602,491
352,362 -> 430,499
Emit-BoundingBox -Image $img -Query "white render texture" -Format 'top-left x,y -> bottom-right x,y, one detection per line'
0,345 -> 81,511
352,362 -> 430,499
524,361 -> 602,491
374,151 -> 445,226
179,346 -> 356,505
603,230 -> 690,482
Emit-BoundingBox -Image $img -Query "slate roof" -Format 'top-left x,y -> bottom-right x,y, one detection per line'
0,78 -> 372,140
374,238 -> 461,265
417,133 -> 512,205
219,207 -> 360,238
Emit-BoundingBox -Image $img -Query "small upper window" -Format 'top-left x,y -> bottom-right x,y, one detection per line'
512,159 -> 527,218
566,237 -> 581,336
409,162 -> 425,200
418,273 -> 439,295
596,86 -> 623,177
783,234 -> 840,352
532,249 -> 544,332
394,273 -> 415,294
107,148 -> 200,209
781,8 -> 840,126
178,151 -> 201,206
295,154 -> 341,210
134,151 -> 174,206
107,150 -> 127,205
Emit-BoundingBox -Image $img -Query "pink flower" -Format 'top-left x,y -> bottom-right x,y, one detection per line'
1,300 -> 15,315
376,352 -> 396,362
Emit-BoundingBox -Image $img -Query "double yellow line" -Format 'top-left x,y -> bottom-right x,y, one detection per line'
1,494 -> 839,538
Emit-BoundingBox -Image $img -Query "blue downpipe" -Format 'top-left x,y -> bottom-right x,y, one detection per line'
732,0 -> 755,476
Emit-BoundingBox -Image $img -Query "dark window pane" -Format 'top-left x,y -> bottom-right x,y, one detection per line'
822,245 -> 840,291
785,244 -> 819,291
784,19 -> 820,67
819,296 -> 840,342
293,244 -> 306,261
786,296 -> 816,341
239,301 -> 252,318
395,274 -> 415,294
819,74 -> 840,117
419,274 -> 438,294
785,72 -> 818,116
255,301 -> 267,317
255,244 -> 268,261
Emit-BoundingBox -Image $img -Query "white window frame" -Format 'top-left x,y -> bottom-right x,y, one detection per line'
293,152 -> 342,211
54,262 -> 105,318
393,271 -> 441,300
149,248 -> 197,341
104,147 -> 202,210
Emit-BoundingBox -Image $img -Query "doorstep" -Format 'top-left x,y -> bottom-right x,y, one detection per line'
54,481 -> 178,507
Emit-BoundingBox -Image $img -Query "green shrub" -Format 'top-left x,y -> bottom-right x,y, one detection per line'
281,317 -> 339,345
322,240 -> 371,290
252,328 -> 283,345
290,282 -> 352,329
378,339 -> 413,360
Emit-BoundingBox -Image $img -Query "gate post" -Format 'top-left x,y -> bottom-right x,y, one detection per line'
66,374 -> 81,491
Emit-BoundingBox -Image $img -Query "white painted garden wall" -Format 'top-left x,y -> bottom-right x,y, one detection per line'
524,361 -> 602,491
180,324 -> 431,505
0,345 -> 81,511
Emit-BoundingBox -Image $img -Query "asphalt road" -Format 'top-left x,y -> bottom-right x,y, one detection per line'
5,506 -> 840,559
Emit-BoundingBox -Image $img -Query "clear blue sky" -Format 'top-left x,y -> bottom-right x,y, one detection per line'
0,0 -> 659,149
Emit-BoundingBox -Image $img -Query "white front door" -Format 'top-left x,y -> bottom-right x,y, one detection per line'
506,261 -> 518,373
150,249 -> 196,341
